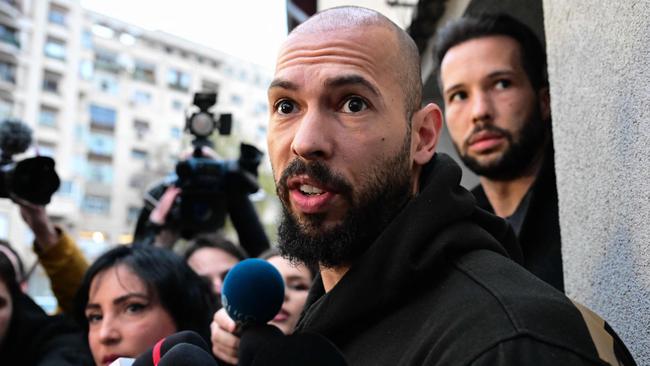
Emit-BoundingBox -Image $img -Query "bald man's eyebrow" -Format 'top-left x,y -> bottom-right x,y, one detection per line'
326,75 -> 380,97
269,79 -> 298,91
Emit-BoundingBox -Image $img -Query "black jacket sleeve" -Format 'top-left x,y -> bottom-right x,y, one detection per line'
470,337 -> 609,366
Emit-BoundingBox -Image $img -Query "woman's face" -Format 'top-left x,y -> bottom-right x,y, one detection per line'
266,256 -> 312,334
0,279 -> 12,347
85,264 -> 177,366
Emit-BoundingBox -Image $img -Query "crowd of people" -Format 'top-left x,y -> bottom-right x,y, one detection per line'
0,6 -> 637,366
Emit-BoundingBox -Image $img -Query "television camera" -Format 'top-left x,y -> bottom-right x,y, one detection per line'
135,92 -> 264,242
0,119 -> 60,205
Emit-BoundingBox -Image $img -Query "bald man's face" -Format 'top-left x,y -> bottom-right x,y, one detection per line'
267,25 -> 415,267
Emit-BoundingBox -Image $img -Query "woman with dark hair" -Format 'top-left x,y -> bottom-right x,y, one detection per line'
74,245 -> 217,366
0,242 -> 90,365
259,248 -> 315,335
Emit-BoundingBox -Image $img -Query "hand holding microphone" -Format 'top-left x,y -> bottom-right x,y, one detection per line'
213,258 -> 348,366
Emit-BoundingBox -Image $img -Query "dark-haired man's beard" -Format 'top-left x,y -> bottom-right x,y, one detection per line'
276,138 -> 412,270
458,105 -> 549,181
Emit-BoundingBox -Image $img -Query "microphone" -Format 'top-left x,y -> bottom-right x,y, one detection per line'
131,330 -> 215,366
221,258 -> 285,330
157,343 -> 219,366
222,259 -> 347,366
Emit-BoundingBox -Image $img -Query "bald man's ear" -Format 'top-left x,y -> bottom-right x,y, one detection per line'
411,103 -> 442,165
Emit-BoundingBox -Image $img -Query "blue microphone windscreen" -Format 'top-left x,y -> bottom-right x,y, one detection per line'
221,258 -> 285,326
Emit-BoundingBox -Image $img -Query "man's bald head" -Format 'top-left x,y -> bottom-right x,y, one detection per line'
286,6 -> 422,119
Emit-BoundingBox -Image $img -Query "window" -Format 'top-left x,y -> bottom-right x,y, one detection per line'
89,104 -> 116,129
0,98 -> 11,120
132,90 -> 151,105
127,206 -> 140,223
39,105 -> 58,127
86,161 -> 113,184
95,74 -> 119,95
82,29 -> 93,49
133,60 -> 156,83
170,127 -> 182,139
79,59 -> 93,80
42,70 -> 62,93
131,149 -> 147,159
230,94 -> 243,105
48,5 -> 68,26
87,133 -> 114,156
133,119 -> 149,139
171,99 -> 184,111
0,24 -> 19,48
166,69 -> 190,91
0,213 -> 8,240
44,37 -> 66,60
57,180 -> 73,196
82,194 -> 111,214
0,61 -> 15,84
37,141 -> 56,157
119,33 -> 136,46
94,48 -> 120,73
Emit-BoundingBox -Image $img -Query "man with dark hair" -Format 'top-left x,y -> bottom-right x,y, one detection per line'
211,7 -> 635,365
434,14 -> 563,291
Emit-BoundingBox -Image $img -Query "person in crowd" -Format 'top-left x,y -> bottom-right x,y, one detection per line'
18,201 -> 88,314
211,6 -> 635,365
185,233 -> 247,298
74,245 -> 217,366
433,14 -> 562,291
260,248 -> 314,335
0,241 -> 91,365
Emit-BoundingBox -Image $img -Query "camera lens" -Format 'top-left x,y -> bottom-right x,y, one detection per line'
189,112 -> 214,137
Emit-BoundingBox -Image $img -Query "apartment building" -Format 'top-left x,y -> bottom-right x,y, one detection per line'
0,0 -> 273,298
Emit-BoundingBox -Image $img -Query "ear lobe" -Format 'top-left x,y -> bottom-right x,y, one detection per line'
539,87 -> 551,121
412,103 -> 443,165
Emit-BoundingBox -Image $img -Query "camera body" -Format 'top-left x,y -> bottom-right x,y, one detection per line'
0,119 -> 60,205
138,92 -> 263,240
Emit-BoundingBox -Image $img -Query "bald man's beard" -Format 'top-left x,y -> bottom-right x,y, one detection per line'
457,104 -> 549,181
276,138 -> 412,269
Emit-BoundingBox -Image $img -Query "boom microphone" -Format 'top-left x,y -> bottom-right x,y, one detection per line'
221,258 -> 285,329
131,330 -> 215,366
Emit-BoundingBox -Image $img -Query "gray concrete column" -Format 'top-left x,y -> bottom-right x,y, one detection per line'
543,1 -> 649,362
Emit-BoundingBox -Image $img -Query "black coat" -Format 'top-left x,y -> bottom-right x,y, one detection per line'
0,291 -> 92,365
472,146 -> 564,291
296,154 -> 634,366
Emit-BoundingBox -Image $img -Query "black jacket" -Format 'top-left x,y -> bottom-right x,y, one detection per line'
472,146 -> 563,291
296,154 -> 634,366
0,291 -> 92,365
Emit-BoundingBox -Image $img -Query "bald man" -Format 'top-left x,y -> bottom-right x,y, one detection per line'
211,7 -> 635,366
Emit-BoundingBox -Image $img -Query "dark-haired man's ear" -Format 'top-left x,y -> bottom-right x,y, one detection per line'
411,103 -> 443,166
539,86 -> 551,122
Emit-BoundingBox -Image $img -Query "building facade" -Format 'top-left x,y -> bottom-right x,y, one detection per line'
0,0 -> 273,301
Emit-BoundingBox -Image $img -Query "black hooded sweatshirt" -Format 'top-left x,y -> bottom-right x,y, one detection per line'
295,154 -> 634,366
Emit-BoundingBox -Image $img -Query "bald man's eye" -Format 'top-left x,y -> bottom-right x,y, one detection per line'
494,79 -> 511,90
341,96 -> 368,114
275,99 -> 297,115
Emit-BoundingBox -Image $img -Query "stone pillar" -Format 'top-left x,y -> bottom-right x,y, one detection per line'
544,1 -> 650,362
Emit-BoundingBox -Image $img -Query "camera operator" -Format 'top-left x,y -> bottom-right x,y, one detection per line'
0,119 -> 87,315
17,200 -> 88,315
133,92 -> 270,258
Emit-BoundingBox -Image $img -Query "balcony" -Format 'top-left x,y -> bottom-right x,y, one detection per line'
0,1 -> 20,21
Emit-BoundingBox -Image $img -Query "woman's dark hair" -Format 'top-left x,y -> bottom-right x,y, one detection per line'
434,13 -> 548,91
74,245 -> 217,344
183,233 -> 248,262
0,243 -> 21,300
0,240 -> 25,286
259,247 -> 317,281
